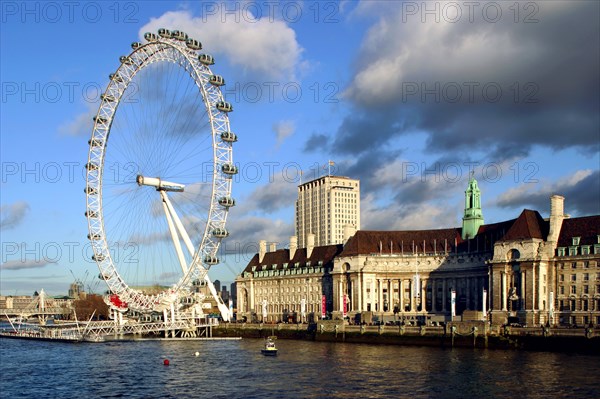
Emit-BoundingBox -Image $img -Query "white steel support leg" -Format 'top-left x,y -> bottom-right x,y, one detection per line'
161,190 -> 195,256
161,191 -> 188,275
161,187 -> 230,322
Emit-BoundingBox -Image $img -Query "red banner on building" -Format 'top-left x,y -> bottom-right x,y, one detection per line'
343,295 -> 347,318
321,295 -> 326,318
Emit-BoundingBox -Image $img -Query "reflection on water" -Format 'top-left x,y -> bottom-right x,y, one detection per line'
1,338 -> 598,398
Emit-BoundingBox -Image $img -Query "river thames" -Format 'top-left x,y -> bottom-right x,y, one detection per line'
1,337 -> 598,398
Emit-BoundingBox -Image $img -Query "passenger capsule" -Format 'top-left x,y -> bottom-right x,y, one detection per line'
87,233 -> 101,240
92,254 -> 105,262
85,186 -> 98,195
120,56 -> 134,65
93,116 -> 108,124
85,162 -> 99,171
204,255 -> 219,265
216,101 -> 233,113
88,138 -> 104,147
171,30 -> 188,41
221,163 -> 238,175
186,38 -> 202,50
209,75 -> 225,86
158,28 -> 171,38
218,197 -> 236,208
198,54 -> 215,65
212,228 -> 229,238
100,93 -> 115,102
220,131 -> 237,142
131,42 -> 142,50
144,32 -> 158,42
109,73 -> 124,83
85,210 -> 99,218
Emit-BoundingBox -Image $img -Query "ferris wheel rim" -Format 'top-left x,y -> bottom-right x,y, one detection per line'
84,31 -> 235,312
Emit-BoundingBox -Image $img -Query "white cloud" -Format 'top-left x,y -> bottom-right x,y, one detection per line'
139,10 -> 303,81
0,201 -> 30,230
272,120 -> 295,149
58,102 -> 98,137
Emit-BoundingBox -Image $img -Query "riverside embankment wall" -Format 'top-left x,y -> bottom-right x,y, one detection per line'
213,322 -> 600,354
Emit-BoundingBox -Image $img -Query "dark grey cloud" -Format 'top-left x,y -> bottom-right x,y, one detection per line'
329,2 -> 599,161
239,176 -> 298,215
496,170 -> 600,216
0,259 -> 53,271
302,133 -> 330,152
0,201 -> 30,230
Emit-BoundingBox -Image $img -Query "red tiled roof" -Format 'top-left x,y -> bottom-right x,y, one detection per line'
339,213 -> 551,257
500,209 -> 549,241
557,215 -> 600,247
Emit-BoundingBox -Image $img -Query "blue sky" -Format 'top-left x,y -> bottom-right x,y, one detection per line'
1,1 -> 599,296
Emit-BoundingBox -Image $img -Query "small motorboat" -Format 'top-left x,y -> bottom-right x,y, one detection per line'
261,336 -> 278,356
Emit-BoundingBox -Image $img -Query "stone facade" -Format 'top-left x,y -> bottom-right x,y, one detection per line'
238,179 -> 599,326
235,239 -> 341,323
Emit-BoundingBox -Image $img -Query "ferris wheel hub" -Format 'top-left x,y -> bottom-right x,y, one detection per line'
136,175 -> 185,192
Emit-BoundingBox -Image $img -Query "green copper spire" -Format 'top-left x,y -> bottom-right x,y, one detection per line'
462,171 -> 484,240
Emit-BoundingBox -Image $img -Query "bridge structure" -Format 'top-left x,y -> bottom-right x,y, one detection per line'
0,289 -> 71,325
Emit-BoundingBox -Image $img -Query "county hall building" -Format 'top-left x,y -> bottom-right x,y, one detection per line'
235,175 -> 600,327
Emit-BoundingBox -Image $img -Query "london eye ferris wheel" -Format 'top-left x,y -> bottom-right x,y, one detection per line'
85,29 -> 237,313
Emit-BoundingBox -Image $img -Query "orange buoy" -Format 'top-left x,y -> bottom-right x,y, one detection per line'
163,359 -> 170,366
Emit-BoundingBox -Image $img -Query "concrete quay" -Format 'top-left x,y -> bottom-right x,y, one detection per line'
213,321 -> 600,354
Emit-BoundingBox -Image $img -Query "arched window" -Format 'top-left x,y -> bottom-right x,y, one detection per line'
507,249 -> 520,261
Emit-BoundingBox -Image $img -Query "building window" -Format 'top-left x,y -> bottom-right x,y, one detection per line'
595,245 -> 600,255
583,285 -> 589,294
569,247 -> 578,256
572,237 -> 580,245
581,246 -> 590,256
571,262 -> 577,269
571,274 -> 577,282
571,286 -> 576,294
557,248 -> 566,257
584,273 -> 589,281
560,286 -> 565,295
560,274 -> 565,282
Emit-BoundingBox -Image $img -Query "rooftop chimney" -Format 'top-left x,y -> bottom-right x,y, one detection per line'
343,225 -> 356,245
307,233 -> 315,258
289,235 -> 297,260
259,240 -> 267,262
269,242 -> 277,252
548,195 -> 565,243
